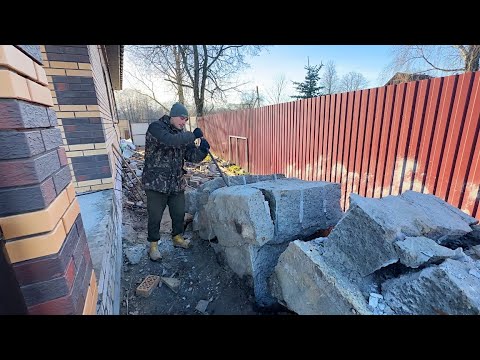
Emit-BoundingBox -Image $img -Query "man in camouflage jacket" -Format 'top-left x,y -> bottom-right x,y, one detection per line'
142,103 -> 210,261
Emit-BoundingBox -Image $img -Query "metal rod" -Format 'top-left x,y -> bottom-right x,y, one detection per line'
208,150 -> 229,187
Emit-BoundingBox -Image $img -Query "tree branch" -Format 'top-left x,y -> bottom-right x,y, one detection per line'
164,78 -> 194,89
418,47 -> 465,72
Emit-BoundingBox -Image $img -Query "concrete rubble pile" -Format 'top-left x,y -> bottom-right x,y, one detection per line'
186,176 -> 344,307
271,190 -> 480,315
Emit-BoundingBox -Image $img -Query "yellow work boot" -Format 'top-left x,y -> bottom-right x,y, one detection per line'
149,241 -> 162,261
172,234 -> 191,249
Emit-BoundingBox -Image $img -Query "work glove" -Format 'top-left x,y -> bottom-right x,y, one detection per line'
199,138 -> 210,152
193,128 -> 203,139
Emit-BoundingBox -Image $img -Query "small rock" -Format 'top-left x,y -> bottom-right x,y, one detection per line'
161,277 -> 181,293
195,299 -> 210,314
124,245 -> 146,265
472,245 -> 480,257
368,293 -> 383,308
469,268 -> 480,279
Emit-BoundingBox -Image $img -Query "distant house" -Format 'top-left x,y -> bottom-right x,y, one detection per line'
385,72 -> 432,86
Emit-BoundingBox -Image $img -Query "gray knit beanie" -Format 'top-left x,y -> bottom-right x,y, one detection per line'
170,102 -> 189,117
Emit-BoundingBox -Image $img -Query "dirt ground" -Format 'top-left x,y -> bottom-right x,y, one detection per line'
120,203 -> 260,315
119,145 -> 296,316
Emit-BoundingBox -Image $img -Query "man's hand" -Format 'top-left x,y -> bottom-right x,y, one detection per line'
193,128 -> 203,139
199,138 -> 210,152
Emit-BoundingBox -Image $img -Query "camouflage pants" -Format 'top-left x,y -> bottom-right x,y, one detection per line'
145,190 -> 185,242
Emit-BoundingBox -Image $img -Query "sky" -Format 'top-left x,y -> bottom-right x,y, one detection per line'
235,45 -> 393,103
123,45 -> 394,106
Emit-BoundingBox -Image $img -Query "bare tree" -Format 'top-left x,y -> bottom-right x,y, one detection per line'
339,72 -> 369,92
265,74 -> 290,104
239,88 -> 264,109
128,45 -> 187,104
381,45 -> 480,82
320,61 -> 340,95
128,45 -> 266,116
115,89 -> 164,123
122,60 -> 170,113
178,45 -> 266,116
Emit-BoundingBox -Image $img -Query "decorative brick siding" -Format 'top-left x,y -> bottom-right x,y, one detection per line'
87,45 -> 123,314
41,45 -> 113,194
0,45 -> 97,314
41,45 -> 123,314
88,45 -> 121,190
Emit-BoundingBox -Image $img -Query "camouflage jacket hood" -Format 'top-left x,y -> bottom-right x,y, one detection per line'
141,115 -> 207,194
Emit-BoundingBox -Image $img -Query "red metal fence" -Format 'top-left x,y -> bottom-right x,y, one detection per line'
198,71 -> 480,219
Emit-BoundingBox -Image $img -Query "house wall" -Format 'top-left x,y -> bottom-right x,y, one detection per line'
41,45 -> 123,315
0,45 -> 97,314
41,45 -> 113,194
87,45 -> 121,187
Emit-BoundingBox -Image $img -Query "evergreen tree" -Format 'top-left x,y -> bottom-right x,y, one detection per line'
291,59 -> 324,99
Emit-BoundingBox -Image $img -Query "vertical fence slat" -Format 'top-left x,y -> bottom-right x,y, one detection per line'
303,98 -> 312,180
276,105 -> 281,174
382,83 -> 406,197
306,98 -> 313,180
283,104 -> 288,176
283,103 -> 287,175
404,79 -> 429,193
457,73 -> 480,216
356,89 -> 375,196
366,87 -> 384,198
413,78 -> 442,193
326,95 -> 335,182
375,85 -> 396,197
299,99 -> 307,180
392,81 -> 417,196
316,97 -> 324,180
425,75 -> 457,197
337,92 -> 348,187
296,101 -> 302,178
321,96 -> 329,181
346,91 -> 361,206
360,88 -> 376,197
331,94 -> 341,183
438,72 -> 473,200
302,99 -> 308,179
312,98 -> 320,181
341,92 -> 355,210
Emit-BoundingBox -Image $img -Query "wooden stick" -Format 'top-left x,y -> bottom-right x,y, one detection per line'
112,145 -> 146,202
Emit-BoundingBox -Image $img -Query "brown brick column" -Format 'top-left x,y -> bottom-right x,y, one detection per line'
0,45 -> 97,315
